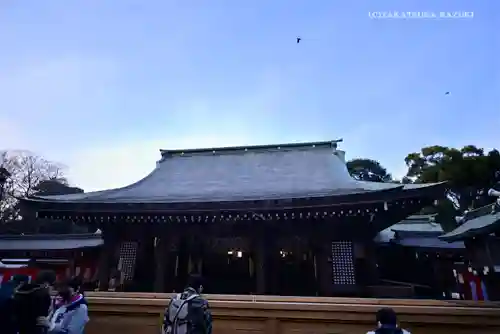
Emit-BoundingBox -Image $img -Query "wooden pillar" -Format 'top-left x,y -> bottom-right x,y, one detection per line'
310,224 -> 333,297
266,240 -> 279,295
253,226 -> 278,295
482,238 -> 500,301
189,234 -> 204,276
364,241 -> 379,286
154,233 -> 172,293
98,229 -> 118,291
176,234 -> 189,290
314,243 -> 332,296
69,254 -> 76,278
254,236 -> 267,294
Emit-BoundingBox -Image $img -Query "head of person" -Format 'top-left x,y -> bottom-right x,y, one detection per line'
186,274 -> 204,293
35,270 -> 57,290
376,308 -> 398,329
58,276 -> 83,302
12,274 -> 30,288
68,276 -> 83,296
57,285 -> 73,303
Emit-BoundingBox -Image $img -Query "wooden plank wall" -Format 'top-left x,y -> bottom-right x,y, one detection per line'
85,293 -> 500,334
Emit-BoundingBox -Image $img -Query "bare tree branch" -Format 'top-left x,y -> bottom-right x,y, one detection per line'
0,150 -> 67,222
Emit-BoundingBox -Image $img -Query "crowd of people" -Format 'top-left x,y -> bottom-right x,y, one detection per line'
0,271 -> 409,334
0,270 -> 89,334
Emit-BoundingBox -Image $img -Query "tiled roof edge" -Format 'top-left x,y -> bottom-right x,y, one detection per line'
159,139 -> 343,158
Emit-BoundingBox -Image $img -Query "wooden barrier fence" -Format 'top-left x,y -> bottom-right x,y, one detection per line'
85,292 -> 500,334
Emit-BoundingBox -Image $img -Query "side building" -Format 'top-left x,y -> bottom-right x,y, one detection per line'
20,140 -> 445,296
375,215 -> 465,299
0,233 -> 102,287
440,203 -> 500,301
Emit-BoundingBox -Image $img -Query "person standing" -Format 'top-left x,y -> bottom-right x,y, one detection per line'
0,274 -> 30,334
13,270 -> 56,334
163,274 -> 212,334
46,277 -> 89,334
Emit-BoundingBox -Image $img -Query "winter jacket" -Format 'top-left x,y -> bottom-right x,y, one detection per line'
0,282 -> 18,334
48,294 -> 89,334
13,283 -> 52,334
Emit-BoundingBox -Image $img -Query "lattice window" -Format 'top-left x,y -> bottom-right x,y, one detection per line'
331,241 -> 356,285
118,241 -> 138,281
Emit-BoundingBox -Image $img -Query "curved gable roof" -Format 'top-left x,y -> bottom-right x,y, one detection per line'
27,140 -> 442,205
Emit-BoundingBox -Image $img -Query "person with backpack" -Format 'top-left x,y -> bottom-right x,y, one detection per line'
367,308 -> 410,334
163,274 -> 212,334
13,270 -> 56,334
45,277 -> 89,334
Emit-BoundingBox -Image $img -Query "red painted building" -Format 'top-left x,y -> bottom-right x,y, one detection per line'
0,233 -> 102,287
440,203 -> 500,301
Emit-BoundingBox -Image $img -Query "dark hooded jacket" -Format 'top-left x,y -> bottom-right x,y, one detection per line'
13,283 -> 52,334
367,326 -> 410,334
0,281 -> 18,334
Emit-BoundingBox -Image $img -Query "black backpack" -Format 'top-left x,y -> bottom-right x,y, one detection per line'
165,291 -> 208,334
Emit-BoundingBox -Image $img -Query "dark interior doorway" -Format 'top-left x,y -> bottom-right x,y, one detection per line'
202,250 -> 253,294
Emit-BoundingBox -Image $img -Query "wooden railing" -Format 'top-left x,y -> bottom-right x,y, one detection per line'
85,292 -> 500,334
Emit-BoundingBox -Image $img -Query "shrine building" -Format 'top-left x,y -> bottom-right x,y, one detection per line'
21,140 -> 445,296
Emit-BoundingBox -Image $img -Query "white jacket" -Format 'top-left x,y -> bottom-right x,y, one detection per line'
48,294 -> 89,334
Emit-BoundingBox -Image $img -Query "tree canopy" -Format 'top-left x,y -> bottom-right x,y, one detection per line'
346,145 -> 500,232
404,145 -> 500,210
346,158 -> 392,182
346,145 -> 500,211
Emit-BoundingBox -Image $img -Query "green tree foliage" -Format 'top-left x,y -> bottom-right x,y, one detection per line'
404,145 -> 500,211
346,158 -> 392,182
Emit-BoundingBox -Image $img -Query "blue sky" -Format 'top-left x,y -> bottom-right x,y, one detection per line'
0,0 -> 497,191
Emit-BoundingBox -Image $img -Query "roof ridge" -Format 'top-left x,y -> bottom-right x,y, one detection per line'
463,203 -> 496,221
159,139 -> 343,158
0,233 -> 102,240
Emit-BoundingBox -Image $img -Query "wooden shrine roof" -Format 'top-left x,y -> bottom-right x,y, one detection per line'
375,215 -> 442,242
440,203 -> 500,242
394,236 -> 465,250
375,215 -> 465,250
0,233 -> 103,251
24,140 -> 443,207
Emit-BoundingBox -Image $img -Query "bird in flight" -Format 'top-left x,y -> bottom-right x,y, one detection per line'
296,37 -> 301,44
445,92 -> 450,95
